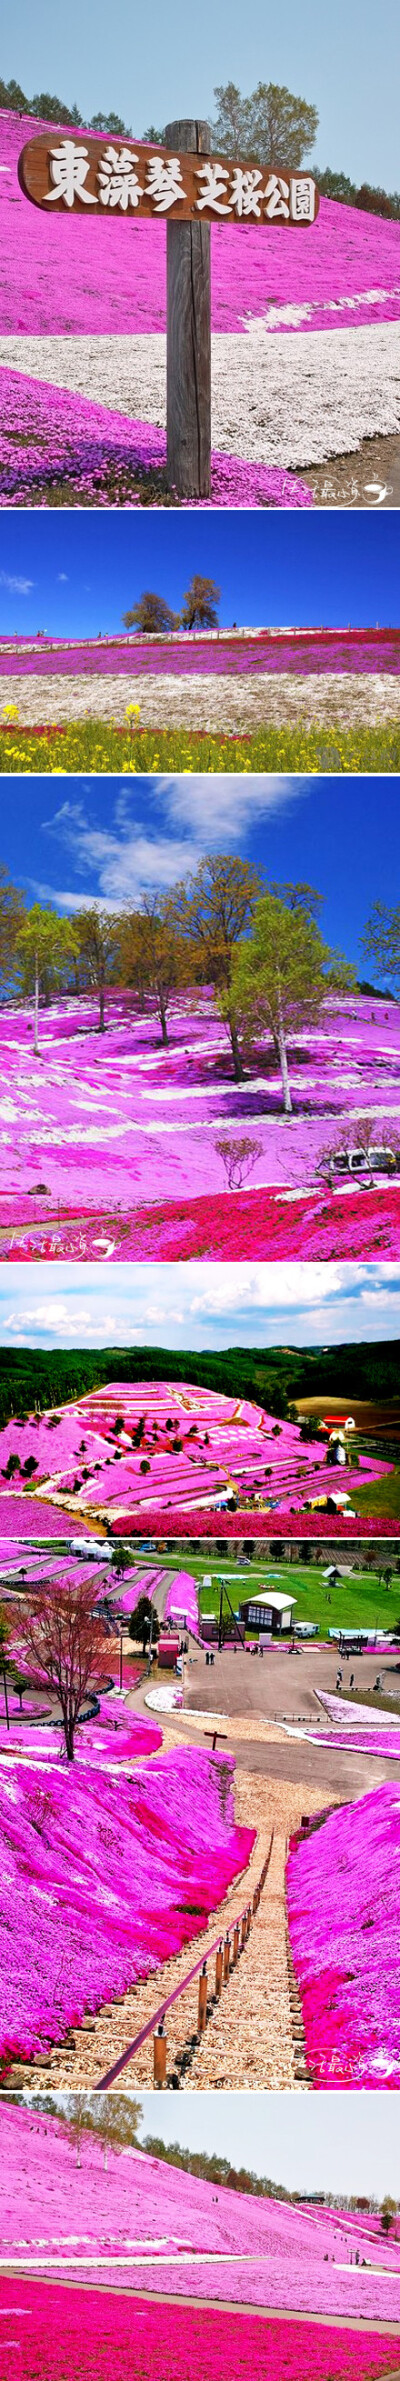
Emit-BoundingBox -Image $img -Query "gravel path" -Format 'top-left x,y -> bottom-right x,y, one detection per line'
2,670 -> 400,730
1,321 -> 400,468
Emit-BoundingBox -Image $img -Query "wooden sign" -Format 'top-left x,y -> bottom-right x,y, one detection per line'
18,130 -> 319,225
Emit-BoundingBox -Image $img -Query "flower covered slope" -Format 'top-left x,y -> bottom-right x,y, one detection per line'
1,2106 -> 400,2329
0,1746 -> 253,2074
2,108 -> 400,337
287,1780 -> 400,2087
1,988 -> 400,1246
1,628 -> 400,679
0,1378 -> 390,1533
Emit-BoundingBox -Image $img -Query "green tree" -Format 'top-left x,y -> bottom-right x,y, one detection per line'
31,92 -> 81,123
361,901 -> 400,992
122,591 -> 177,634
129,1594 -> 159,1655
90,111 -> 130,135
74,905 -> 119,1031
212,79 -> 318,170
225,892 -> 355,1111
171,853 -> 262,1078
119,896 -> 191,1047
181,575 -> 220,631
15,906 -> 78,1055
380,2195 -> 397,2234
0,864 -> 25,988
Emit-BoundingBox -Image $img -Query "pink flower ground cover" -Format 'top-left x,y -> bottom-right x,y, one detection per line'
0,366 -> 312,510
0,1746 -> 253,2073
5,1183 -> 400,1261
1,2282 -> 399,2381
0,1378 -> 389,1528
287,1780 -> 400,2086
312,1726 -> 400,1758
1,627 -> 400,678
2,989 -> 400,1247
1,2108 -> 400,2346
2,109 -> 400,336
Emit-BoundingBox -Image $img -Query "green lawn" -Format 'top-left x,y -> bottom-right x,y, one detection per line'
193,1562 -> 400,1637
354,1469 -> 400,1518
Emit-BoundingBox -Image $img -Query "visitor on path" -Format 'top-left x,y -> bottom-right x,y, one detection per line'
336,1667 -> 343,1690
350,1671 -> 355,1689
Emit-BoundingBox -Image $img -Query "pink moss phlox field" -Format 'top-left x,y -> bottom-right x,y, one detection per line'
103,1563 -> 199,1633
0,1746 -> 253,2071
3,108 -> 400,335
0,367 -> 312,510
1,2283 -> 399,2381
287,1781 -> 400,2086
3,990 -> 400,1258
0,1378 -> 389,1529
2,628 -> 400,678
1,2107 -> 400,2336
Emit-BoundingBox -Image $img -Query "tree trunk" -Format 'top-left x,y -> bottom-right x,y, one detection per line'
229,1018 -> 244,1083
34,951 -> 39,1057
98,984 -> 105,1031
159,1002 -> 169,1047
277,1018 -> 292,1115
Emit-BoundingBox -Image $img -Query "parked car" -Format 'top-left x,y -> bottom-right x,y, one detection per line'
317,1145 -> 400,1187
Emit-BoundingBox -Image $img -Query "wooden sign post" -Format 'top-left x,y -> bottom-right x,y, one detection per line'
165,117 -> 211,499
18,129 -> 319,502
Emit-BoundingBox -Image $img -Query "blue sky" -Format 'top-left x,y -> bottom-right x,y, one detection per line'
1,513 -> 400,637
136,2092 -> 400,2195
3,0 -> 400,188
3,774 -> 399,979
0,1260 -> 399,1348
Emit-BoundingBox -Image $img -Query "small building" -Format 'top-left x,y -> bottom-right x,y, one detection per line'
158,1634 -> 181,1668
238,1589 -> 297,1637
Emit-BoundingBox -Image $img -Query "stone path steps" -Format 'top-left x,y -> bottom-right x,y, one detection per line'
186,1830 -> 301,2092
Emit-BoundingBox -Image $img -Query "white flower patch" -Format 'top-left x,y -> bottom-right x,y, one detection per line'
1,319 -> 400,465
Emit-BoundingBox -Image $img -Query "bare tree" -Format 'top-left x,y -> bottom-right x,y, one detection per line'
216,1135 -> 263,1191
16,1575 -> 111,1761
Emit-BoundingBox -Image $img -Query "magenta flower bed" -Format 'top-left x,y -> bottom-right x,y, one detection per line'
287,1781 -> 400,2086
1,2282 -> 399,2381
0,366 -> 312,510
2,627 -> 400,679
0,1745 -> 253,2071
3,109 -> 400,337
0,1376 -> 389,1529
1,2280 -> 399,2381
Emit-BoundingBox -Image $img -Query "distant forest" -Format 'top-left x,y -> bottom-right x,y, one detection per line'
0,1339 -> 399,1429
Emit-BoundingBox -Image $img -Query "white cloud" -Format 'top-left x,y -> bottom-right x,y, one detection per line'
164,774 -> 308,842
57,573 -> 68,583
0,571 -> 34,595
34,776 -> 310,914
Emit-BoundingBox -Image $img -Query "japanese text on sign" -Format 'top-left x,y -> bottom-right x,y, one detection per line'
18,134 -> 319,224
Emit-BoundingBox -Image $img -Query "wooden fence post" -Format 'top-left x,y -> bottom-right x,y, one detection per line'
165,117 -> 211,499
153,2024 -> 167,2086
215,1942 -> 223,1997
198,1963 -> 208,2033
